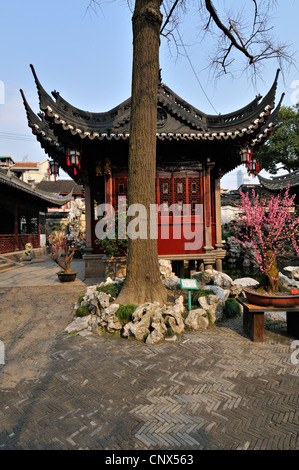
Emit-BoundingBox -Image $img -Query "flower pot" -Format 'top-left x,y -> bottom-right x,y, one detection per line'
244,288 -> 299,308
57,271 -> 77,283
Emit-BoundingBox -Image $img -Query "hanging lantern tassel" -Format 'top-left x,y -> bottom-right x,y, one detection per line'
66,152 -> 71,166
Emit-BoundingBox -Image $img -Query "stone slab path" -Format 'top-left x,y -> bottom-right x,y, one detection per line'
0,257 -> 298,450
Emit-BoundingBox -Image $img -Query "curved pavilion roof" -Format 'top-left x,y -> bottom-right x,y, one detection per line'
258,170 -> 299,190
20,65 -> 284,182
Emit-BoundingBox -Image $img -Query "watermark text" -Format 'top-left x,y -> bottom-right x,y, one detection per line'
0,340 -> 5,365
290,340 -> 299,365
0,81 -> 4,104
95,199 -> 204,251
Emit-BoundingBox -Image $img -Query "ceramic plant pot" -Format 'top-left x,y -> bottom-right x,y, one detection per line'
244,288 -> 299,308
57,271 -> 77,283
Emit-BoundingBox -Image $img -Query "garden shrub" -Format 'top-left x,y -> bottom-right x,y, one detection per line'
76,305 -> 90,317
115,304 -> 137,325
225,298 -> 241,318
165,327 -> 176,337
96,282 -> 123,300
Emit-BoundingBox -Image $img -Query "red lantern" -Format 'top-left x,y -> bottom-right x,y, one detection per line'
48,159 -> 59,182
240,145 -> 252,164
66,150 -> 81,171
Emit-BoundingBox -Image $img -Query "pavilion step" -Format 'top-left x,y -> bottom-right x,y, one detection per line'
0,259 -> 16,271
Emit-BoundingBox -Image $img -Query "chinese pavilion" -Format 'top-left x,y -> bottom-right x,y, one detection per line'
0,168 -> 71,254
258,171 -> 299,207
20,65 -> 283,277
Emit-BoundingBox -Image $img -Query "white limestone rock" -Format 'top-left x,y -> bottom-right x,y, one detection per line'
159,259 -> 173,279
185,309 -> 209,330
233,277 -> 260,287
163,275 -> 181,288
282,266 -> 299,281
201,285 -> 230,304
65,315 -> 92,333
278,272 -> 299,292
96,291 -> 111,309
192,269 -> 233,288
197,294 -> 223,323
164,296 -> 185,334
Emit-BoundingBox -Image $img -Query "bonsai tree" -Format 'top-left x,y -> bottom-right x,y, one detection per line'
232,187 -> 299,293
49,230 -> 75,274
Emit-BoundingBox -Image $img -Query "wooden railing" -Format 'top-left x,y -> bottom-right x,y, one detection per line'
0,234 -> 39,254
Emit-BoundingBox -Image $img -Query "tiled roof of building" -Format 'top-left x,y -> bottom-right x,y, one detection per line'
258,171 -> 299,190
35,179 -> 83,194
221,184 -> 274,206
23,65 -> 281,143
12,162 -> 38,169
0,170 -> 72,205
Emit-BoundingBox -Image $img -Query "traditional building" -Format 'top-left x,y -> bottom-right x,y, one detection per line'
20,65 -> 283,277
258,171 -> 299,207
10,159 -> 54,184
35,179 -> 84,234
0,169 -> 71,254
0,156 -> 15,169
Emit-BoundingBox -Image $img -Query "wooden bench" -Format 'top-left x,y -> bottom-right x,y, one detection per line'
237,298 -> 299,342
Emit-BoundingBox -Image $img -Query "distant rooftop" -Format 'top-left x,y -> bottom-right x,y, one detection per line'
12,162 -> 38,169
36,179 -> 83,194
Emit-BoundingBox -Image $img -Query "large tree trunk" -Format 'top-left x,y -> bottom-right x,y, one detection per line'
116,0 -> 168,306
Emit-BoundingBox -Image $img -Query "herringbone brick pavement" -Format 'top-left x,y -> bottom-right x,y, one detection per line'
0,314 -> 298,450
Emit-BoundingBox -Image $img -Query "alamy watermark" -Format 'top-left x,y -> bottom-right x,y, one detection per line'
95,197 -> 204,251
291,80 -> 299,105
0,80 -> 4,105
290,340 -> 299,365
0,340 -> 5,365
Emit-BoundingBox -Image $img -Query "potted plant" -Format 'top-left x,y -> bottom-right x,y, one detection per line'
49,230 -> 77,282
232,187 -> 299,306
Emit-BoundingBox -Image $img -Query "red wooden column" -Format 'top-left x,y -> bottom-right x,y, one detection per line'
214,175 -> 226,271
105,158 -> 113,207
84,182 -> 94,253
203,159 -> 215,270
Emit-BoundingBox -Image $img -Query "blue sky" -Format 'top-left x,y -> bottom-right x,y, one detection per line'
0,0 -> 298,189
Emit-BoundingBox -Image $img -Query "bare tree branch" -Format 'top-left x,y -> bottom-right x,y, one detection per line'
87,0 -> 295,80
160,0 -> 181,34
205,0 -> 255,64
196,0 -> 294,79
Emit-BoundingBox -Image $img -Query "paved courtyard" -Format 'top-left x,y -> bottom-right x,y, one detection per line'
0,256 -> 298,451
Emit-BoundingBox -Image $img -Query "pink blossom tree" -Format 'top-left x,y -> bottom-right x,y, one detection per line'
232,188 -> 299,293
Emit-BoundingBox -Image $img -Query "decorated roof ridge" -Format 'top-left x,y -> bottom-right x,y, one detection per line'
29,64 -> 132,134
20,89 -> 66,154
27,64 -> 280,140
0,169 -> 73,205
158,82 -> 262,132
250,92 -> 285,146
20,89 -> 60,144
156,70 -> 279,134
258,169 -> 299,189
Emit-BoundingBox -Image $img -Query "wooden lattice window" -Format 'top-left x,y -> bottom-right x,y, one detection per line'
159,177 -> 172,211
114,177 -> 128,208
188,177 -> 201,215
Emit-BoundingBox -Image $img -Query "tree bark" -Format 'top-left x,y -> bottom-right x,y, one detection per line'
116,0 -> 168,305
